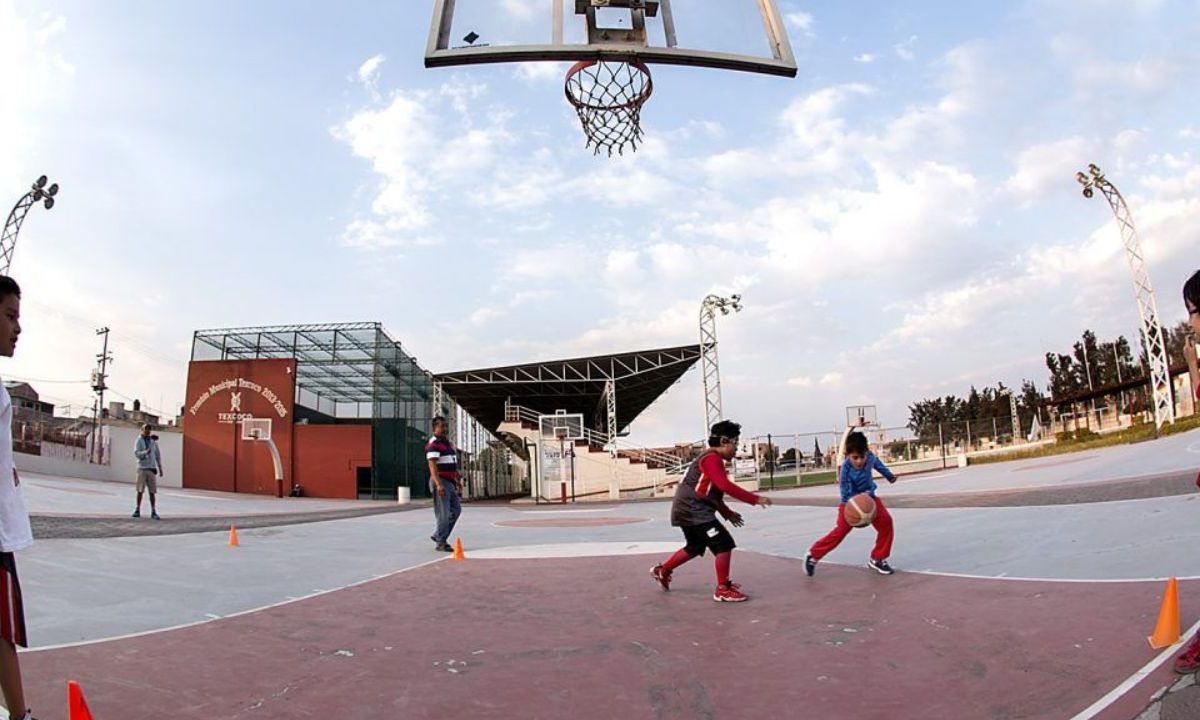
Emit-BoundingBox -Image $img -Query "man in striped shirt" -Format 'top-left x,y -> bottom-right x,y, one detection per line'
426,416 -> 462,553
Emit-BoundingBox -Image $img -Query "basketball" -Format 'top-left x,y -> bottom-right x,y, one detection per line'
843,493 -> 876,528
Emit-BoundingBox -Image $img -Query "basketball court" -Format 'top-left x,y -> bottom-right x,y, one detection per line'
12,426 -> 1200,719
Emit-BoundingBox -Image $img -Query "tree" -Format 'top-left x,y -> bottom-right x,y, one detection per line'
908,381 -> 1047,446
1165,320 -> 1193,368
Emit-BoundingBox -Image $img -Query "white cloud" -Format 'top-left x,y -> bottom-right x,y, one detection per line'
894,35 -> 918,61
514,62 -> 566,83
778,83 -> 873,151
334,92 -> 436,238
820,372 -> 843,388
469,307 -> 505,325
785,12 -> 815,36
505,245 -> 589,281
357,54 -> 384,84
501,0 -> 537,21
356,54 -> 385,100
0,5 -> 74,190
1001,136 -> 1092,206
854,53 -> 878,63
333,75 -> 539,250
787,376 -> 813,387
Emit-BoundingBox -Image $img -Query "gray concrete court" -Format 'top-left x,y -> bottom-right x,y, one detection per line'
17,485 -> 1200,648
20,470 -> 395,517
775,428 -> 1200,498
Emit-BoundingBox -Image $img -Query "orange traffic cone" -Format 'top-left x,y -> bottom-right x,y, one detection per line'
68,680 -> 94,720
228,525 -> 240,547
452,538 -> 465,560
1148,577 -> 1181,649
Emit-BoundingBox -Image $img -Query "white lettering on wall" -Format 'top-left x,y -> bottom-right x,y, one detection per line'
189,377 -> 290,419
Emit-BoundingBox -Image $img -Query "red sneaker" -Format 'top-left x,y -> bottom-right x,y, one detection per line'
1175,635 -> 1200,674
651,565 -> 672,591
713,582 -> 749,602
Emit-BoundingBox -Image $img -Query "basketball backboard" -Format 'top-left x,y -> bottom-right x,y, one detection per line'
845,405 -> 878,428
426,0 -> 797,78
241,417 -> 272,441
538,411 -> 585,442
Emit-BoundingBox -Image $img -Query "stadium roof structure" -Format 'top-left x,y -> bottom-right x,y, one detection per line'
433,345 -> 704,435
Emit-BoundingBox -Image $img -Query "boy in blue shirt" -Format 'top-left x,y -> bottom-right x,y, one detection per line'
805,431 -> 897,576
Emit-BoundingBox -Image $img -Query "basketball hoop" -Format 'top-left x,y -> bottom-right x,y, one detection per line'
564,58 -> 653,156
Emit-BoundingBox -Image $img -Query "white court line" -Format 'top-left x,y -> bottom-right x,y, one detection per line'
1187,439 -> 1200,454
508,507 -> 618,514
27,557 -> 448,652
890,471 -> 961,484
1069,618 -> 1200,720
753,550 -> 1200,583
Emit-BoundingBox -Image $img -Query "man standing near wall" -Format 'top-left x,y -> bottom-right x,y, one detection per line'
426,416 -> 461,552
132,424 -> 162,519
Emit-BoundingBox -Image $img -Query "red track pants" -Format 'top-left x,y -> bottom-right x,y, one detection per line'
809,496 -> 894,562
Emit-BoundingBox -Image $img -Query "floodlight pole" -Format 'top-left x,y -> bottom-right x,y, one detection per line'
1075,164 -> 1174,429
2,175 -> 59,274
699,294 -> 742,435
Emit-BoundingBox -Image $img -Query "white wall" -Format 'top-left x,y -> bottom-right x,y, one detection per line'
15,425 -> 182,488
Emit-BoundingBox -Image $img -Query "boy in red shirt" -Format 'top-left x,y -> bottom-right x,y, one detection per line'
651,420 -> 772,602
1174,269 -> 1200,673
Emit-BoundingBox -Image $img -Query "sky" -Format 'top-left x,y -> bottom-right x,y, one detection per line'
1,0 -> 1198,446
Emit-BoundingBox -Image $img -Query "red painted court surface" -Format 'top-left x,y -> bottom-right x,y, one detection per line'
22,552 -> 1197,720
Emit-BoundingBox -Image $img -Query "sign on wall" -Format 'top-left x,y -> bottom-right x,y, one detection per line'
182,359 -> 297,495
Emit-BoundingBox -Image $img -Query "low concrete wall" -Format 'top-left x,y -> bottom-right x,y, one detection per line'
15,425 -> 183,488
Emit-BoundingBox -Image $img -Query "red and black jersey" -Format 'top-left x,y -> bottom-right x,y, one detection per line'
425,435 -> 460,480
670,450 -> 761,527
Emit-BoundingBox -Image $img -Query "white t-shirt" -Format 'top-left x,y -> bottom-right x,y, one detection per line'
0,382 -> 33,552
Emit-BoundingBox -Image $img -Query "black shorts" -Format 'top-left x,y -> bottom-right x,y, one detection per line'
680,520 -> 736,556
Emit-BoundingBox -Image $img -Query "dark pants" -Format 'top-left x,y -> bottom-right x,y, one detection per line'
432,479 -> 462,545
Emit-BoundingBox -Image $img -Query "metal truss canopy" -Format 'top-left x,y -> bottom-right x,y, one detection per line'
191,322 -> 431,408
434,345 -> 704,433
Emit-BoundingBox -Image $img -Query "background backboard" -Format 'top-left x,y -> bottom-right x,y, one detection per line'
539,411 -> 585,442
241,417 -> 272,441
845,405 -> 878,428
426,0 -> 797,77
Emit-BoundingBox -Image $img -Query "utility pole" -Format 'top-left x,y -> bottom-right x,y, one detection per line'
91,327 -> 112,464
1112,342 -> 1124,416
1082,340 -> 1096,423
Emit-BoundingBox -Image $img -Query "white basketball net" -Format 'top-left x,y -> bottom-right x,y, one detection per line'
565,59 -> 654,156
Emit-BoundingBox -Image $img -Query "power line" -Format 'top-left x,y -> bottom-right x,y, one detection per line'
22,299 -> 186,368
4,375 -> 89,385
